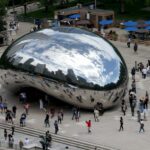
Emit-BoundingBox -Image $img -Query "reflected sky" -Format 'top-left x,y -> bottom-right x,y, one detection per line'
7,28 -> 123,86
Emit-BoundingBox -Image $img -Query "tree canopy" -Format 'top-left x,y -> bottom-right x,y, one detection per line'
0,0 -> 8,32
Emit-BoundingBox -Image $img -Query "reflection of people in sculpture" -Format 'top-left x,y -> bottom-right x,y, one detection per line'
94,102 -> 104,116
39,99 -> 44,110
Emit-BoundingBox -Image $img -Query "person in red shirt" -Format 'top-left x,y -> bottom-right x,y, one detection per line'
86,120 -> 91,133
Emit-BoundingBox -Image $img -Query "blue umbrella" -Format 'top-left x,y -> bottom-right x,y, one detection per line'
123,21 -> 137,26
145,21 -> 150,25
145,26 -> 150,30
124,27 -> 138,31
99,19 -> 113,25
69,14 -> 80,19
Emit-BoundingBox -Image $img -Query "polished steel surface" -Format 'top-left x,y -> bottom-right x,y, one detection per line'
0,27 -> 128,108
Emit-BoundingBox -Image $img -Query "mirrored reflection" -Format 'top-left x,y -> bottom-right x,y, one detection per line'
0,27 -> 128,91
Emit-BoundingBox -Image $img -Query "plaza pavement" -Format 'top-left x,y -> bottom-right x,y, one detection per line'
0,21 -> 150,150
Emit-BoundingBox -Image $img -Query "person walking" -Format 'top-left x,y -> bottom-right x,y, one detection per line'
54,120 -> 59,134
131,98 -> 136,116
119,117 -> 123,131
86,120 -> 91,133
122,103 -> 127,116
12,126 -> 15,135
4,129 -> 7,140
44,113 -> 50,127
144,91 -> 149,109
139,119 -> 145,133
137,110 -> 141,122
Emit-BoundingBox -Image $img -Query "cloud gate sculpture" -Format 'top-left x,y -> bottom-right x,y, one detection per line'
0,27 -> 128,109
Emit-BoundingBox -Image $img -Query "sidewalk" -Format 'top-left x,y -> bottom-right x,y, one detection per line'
0,21 -> 150,150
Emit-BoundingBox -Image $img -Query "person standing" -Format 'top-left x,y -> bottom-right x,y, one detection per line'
54,120 -> 59,134
75,110 -> 80,122
131,80 -> 136,93
19,140 -> 24,150
134,42 -> 138,53
94,109 -> 99,122
39,99 -> 44,110
86,120 -> 91,133
60,109 -> 64,120
119,117 -> 123,131
24,103 -> 30,115
24,138 -> 29,145
57,112 -> 62,124
4,129 -> 7,140
127,38 -> 131,48
12,105 -> 17,118
72,107 -> 77,120
131,67 -> 136,80
139,119 -> 145,133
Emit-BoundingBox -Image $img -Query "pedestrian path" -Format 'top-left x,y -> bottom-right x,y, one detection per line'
0,21 -> 150,150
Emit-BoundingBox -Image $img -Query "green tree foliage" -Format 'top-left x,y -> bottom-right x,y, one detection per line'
39,0 -> 56,14
145,0 -> 150,6
0,0 -> 8,16
0,0 -> 8,32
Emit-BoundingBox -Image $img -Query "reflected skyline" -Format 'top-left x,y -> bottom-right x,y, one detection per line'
0,27 -> 127,90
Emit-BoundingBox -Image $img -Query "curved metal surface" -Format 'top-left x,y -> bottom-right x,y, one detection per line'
0,27 -> 128,109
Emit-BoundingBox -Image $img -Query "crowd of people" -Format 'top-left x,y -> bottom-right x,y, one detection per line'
119,60 -> 150,133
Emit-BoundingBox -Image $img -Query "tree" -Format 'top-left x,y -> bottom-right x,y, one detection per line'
0,0 -> 8,32
119,0 -> 150,13
39,0 -> 55,14
145,0 -> 150,6
21,0 -> 30,15
0,0 -> 8,16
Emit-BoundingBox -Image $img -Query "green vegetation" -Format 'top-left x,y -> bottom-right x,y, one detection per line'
19,0 -> 150,20
98,0 -> 150,20
23,6 -> 57,19
20,0 -> 93,19
0,0 -> 8,31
